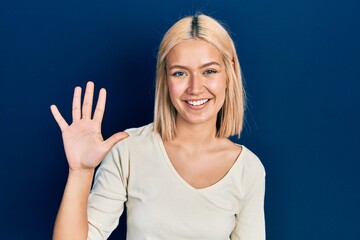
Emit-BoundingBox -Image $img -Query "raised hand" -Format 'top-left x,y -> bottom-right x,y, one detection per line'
50,81 -> 128,172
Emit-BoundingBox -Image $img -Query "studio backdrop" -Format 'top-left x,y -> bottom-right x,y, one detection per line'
0,0 -> 359,239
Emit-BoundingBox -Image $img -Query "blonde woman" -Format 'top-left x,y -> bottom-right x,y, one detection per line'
51,14 -> 266,240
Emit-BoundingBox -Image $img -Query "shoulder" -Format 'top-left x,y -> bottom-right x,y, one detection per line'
220,140 -> 265,179
105,123 -> 157,168
124,122 -> 154,137
114,123 -> 158,152
237,146 -> 266,184
119,123 -> 155,143
110,123 -> 155,151
230,145 -> 266,199
241,146 -> 265,174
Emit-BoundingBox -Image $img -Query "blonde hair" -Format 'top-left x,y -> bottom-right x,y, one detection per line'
154,14 -> 245,141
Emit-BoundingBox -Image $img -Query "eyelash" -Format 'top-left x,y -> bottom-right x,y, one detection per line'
204,69 -> 217,75
172,71 -> 186,77
172,69 -> 217,77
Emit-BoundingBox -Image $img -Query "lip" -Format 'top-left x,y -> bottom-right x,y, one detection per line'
182,98 -> 211,109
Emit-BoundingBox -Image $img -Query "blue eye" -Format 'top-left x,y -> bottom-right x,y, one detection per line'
173,71 -> 186,77
204,69 -> 217,75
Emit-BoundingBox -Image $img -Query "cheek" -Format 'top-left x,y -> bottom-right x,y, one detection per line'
167,81 -> 177,99
206,77 -> 227,96
168,80 -> 186,99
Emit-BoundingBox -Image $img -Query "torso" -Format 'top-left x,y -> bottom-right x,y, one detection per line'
164,138 -> 242,189
88,124 -> 265,239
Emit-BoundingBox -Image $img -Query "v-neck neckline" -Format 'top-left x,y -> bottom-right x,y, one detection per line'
154,133 -> 245,192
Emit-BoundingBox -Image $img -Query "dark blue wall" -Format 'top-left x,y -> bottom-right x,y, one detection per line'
1,0 -> 359,239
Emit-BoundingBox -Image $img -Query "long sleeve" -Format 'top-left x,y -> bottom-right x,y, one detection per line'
231,155 -> 266,240
87,140 -> 129,240
85,123 -> 267,239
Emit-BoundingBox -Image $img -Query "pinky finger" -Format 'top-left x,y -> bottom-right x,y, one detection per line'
50,105 -> 69,132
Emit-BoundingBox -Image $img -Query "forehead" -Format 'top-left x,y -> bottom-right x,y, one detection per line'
166,39 -> 223,67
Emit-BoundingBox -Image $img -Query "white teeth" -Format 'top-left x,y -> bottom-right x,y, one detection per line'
187,99 -> 209,106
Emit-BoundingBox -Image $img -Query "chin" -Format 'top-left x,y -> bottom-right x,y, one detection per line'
179,114 -> 217,125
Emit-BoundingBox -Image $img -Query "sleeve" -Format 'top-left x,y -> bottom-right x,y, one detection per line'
87,140 -> 129,240
231,158 -> 266,240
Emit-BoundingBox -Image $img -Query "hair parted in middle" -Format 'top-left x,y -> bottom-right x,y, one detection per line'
154,13 -> 245,141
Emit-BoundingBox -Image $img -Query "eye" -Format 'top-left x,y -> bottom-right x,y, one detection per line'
204,69 -> 217,75
172,71 -> 186,77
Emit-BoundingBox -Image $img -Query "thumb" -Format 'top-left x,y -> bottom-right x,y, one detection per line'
104,131 -> 129,149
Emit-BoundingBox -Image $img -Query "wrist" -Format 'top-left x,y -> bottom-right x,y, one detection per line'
69,167 -> 95,177
67,168 -> 95,189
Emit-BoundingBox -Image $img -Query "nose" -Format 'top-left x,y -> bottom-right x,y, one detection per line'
187,73 -> 204,95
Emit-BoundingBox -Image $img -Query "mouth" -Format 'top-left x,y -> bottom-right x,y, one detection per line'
186,99 -> 210,107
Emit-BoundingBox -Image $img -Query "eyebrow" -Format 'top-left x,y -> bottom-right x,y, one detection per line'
168,61 -> 221,71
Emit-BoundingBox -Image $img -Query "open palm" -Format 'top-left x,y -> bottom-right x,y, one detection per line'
51,82 -> 128,171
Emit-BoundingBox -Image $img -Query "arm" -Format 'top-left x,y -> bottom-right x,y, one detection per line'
231,153 -> 266,240
53,169 -> 94,240
51,82 -> 128,240
87,141 -> 129,239
231,178 -> 266,240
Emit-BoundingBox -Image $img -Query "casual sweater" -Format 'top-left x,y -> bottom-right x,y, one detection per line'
88,123 -> 266,239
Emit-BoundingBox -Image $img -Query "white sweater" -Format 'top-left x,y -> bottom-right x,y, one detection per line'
88,123 -> 266,239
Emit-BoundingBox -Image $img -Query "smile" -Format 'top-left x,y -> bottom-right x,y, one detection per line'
186,99 -> 209,106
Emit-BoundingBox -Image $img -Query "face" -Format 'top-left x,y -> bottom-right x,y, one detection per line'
166,39 -> 227,126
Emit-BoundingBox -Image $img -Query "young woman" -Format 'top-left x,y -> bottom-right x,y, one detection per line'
51,14 -> 266,240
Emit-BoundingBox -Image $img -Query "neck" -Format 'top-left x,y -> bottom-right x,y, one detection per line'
171,116 -> 218,150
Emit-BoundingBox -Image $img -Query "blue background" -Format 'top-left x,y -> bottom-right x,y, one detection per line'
1,0 -> 359,239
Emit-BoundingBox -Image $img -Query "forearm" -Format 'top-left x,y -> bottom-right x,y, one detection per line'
53,169 -> 95,240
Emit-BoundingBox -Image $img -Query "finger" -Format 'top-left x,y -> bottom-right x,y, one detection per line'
72,86 -> 82,122
50,105 -> 69,132
93,88 -> 106,124
104,132 -> 129,150
82,81 -> 94,119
